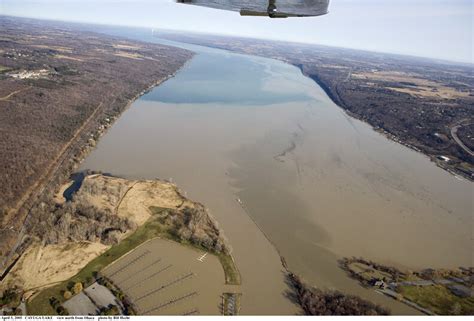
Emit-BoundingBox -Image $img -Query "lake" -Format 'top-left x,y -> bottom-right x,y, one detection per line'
80,27 -> 472,314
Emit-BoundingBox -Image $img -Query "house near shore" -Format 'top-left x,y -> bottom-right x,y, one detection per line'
437,155 -> 450,162
369,278 -> 387,289
447,284 -> 472,298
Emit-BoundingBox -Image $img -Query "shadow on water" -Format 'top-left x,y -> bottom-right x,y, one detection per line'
63,172 -> 85,201
64,171 -> 115,201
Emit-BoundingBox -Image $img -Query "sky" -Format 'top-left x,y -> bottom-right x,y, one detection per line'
1,0 -> 472,63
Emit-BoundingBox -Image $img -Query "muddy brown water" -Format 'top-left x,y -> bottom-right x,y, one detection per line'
102,238 -> 224,315
80,29 -> 473,315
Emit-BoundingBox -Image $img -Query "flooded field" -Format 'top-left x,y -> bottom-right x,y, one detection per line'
80,29 -> 472,314
103,238 -> 225,315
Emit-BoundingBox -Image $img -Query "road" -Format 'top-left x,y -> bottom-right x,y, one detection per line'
19,301 -> 27,316
450,122 -> 474,157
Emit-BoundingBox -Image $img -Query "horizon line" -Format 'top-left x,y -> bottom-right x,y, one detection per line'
2,13 -> 473,66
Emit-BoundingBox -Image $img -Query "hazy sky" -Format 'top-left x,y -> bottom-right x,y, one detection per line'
1,0 -> 472,63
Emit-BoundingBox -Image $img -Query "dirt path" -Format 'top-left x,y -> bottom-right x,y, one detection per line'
0,87 -> 30,101
114,181 -> 138,214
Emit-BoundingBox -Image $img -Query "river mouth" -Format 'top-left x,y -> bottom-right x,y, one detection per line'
79,28 -> 472,314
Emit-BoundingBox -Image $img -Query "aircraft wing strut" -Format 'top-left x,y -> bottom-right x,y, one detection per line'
177,0 -> 330,18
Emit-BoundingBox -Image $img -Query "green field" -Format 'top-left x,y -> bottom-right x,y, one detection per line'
217,253 -> 240,285
0,65 -> 10,73
399,284 -> 474,315
27,206 -> 240,315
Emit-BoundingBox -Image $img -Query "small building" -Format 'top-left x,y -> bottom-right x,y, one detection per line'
447,276 -> 465,284
437,155 -> 450,162
370,278 -> 387,289
447,284 -> 472,298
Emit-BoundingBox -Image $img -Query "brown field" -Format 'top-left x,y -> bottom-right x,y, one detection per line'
352,71 -> 471,99
113,51 -> 145,60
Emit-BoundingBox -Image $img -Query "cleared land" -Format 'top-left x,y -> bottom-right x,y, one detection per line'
2,242 -> 109,291
156,32 -> 474,180
0,16 -> 193,269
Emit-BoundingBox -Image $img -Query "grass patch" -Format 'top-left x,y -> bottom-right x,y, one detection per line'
217,253 -> 240,285
399,284 -> 474,315
27,206 -> 240,315
0,65 -> 10,73
0,288 -> 21,309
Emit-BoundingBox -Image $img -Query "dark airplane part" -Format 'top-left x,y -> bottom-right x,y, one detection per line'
176,0 -> 330,18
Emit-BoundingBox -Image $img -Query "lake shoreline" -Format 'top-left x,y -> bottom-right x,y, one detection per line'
151,33 -> 473,182
77,33 -> 471,315
298,68 -> 472,183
